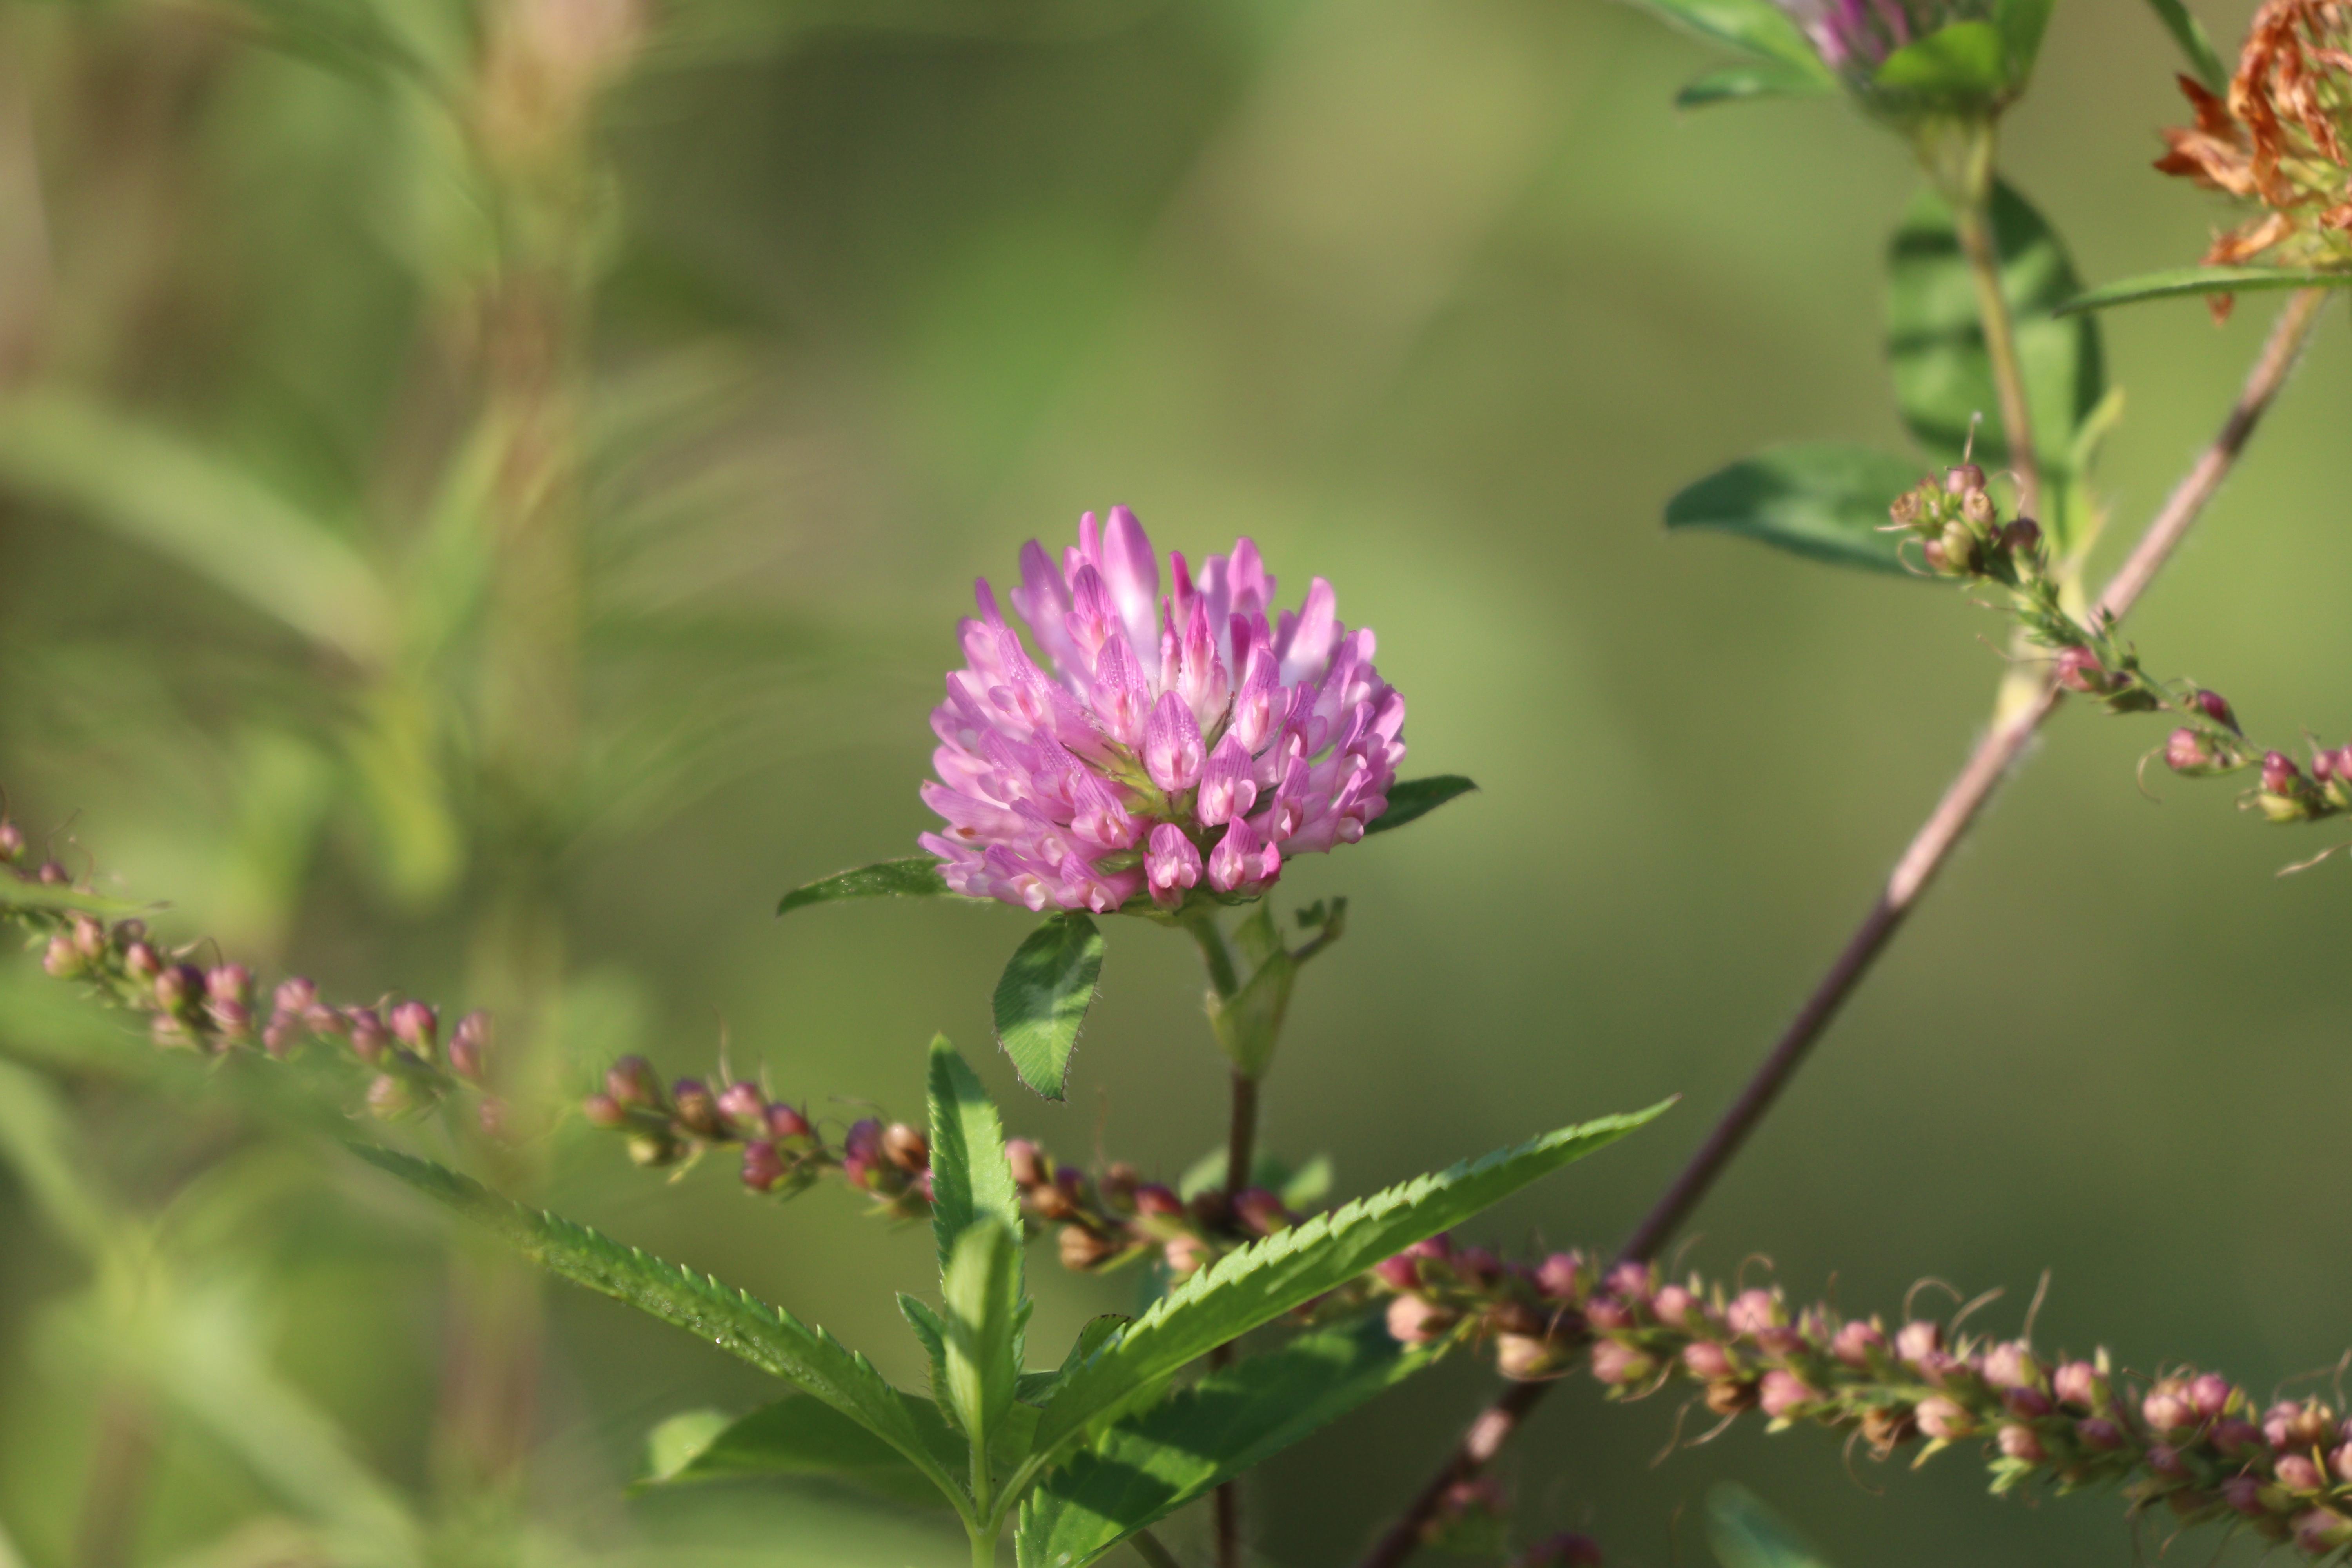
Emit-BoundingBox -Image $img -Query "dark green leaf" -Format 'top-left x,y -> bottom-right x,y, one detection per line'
1664,444 -> 1926,574
1873,20 -> 2006,96
1887,180 -> 2106,549
1024,1101 -> 1671,1465
777,856 -> 962,916
1675,59 -> 1838,107
1365,776 -> 1478,836
1992,0 -> 2053,84
1622,0 -> 1834,72
348,1145 -> 969,1515
2056,266 -> 2350,316
1015,1314 -> 1437,1567
1705,1483 -> 1838,1568
641,1397 -> 956,1508
992,913 -> 1104,1101
2138,0 -> 2228,91
926,1036 -> 1022,1272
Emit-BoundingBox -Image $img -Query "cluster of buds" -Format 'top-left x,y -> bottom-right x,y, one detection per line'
1375,1243 -> 2352,1556
578,1059 -> 1291,1272
1886,462 -> 2047,583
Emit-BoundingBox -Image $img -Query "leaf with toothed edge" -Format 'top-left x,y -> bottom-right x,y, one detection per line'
346,1144 -> 972,1514
639,1397 -> 958,1508
1019,1101 -> 1673,1468
777,857 -> 973,916
993,913 -> 1105,1101
1364,775 -> 1478,836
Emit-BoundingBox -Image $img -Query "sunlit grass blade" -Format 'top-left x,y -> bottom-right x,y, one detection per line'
778,856 -> 967,915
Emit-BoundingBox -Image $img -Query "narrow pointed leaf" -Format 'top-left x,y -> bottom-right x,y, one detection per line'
1016,1313 -> 1437,1567
1665,445 -> 1925,574
1887,180 -> 2105,550
641,1396 -> 959,1508
1705,1483 -> 1839,1568
1624,0 -> 1834,73
348,1145 -> 969,1513
1364,775 -> 1479,835
2056,265 -> 2350,316
899,1293 -> 956,1418
992,913 -> 1104,1101
1675,59 -> 1838,107
942,1220 -> 1024,1484
927,1036 -> 1023,1272
1026,1101 -> 1671,1461
1018,1317 -> 1127,1408
1992,0 -> 2053,85
778,856 -> 964,916
2138,0 -> 2228,91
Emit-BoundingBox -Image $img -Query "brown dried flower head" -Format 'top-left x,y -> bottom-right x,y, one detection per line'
2156,0 -> 2352,315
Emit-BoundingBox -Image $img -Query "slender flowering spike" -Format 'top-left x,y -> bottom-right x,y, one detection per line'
2167,727 -> 2219,774
766,1102 -> 812,1141
2053,1360 -> 2104,1409
447,1011 -> 491,1082
717,1081 -> 767,1130
2054,647 -> 2110,694
922,510 -> 1403,913
2193,689 -> 2239,731
2263,750 -> 2304,795
1833,1319 -> 1887,1369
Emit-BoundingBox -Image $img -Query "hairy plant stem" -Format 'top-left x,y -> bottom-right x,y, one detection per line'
1352,287 -> 2332,1568
1953,196 -> 2043,522
72,1383 -> 155,1568
1187,909 -> 1256,1568
972,1521 -> 1000,1568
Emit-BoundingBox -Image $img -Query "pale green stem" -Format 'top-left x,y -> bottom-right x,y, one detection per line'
1953,195 -> 2043,525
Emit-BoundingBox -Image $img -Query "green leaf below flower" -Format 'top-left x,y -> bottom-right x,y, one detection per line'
1665,444 -> 1926,575
992,913 -> 1105,1101
1365,775 -> 1478,835
777,856 -> 966,916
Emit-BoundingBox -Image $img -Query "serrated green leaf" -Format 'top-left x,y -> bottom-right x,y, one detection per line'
927,1036 -> 1023,1273
642,1396 -> 958,1508
1705,1483 -> 1837,1568
1873,20 -> 2006,96
777,856 -> 965,916
1676,58 -> 1839,107
2139,0 -> 2228,91
1015,1313 -> 1437,1567
1017,1317 -> 1127,1409
993,913 -> 1104,1101
900,1292 -> 956,1416
1665,444 -> 1926,574
347,1145 -> 972,1518
1364,776 -> 1478,836
2056,266 -> 2350,316
1887,180 -> 2105,550
942,1221 -> 1024,1494
0,391 -> 392,664
1022,1101 -> 1671,1467
1622,0 -> 1833,72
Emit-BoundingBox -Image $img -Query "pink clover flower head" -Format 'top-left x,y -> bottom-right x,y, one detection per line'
920,507 -> 1405,914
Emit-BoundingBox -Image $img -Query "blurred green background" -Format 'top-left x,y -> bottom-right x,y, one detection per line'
1,0 -> 2347,1564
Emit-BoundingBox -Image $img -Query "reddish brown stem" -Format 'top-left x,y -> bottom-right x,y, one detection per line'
1352,289 -> 2330,1568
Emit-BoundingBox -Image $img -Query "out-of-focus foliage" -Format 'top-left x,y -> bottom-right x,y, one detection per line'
2,0 -> 2350,1563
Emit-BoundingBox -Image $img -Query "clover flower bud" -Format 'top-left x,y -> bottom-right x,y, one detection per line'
1996,1424 -> 2047,1464
1112,1185 -> 1173,1225
2222,1474 -> 2269,1516
1758,1370 -> 1822,1420
1915,1396 -> 1975,1441
878,1122 -> 929,1174
155,963 -> 207,1018
2143,1381 -> 2196,1434
2054,647 -> 2110,694
1534,1250 -> 1587,1303
2076,1417 -> 2125,1451
1603,1261 -> 1655,1306
1706,1377 -> 1760,1416
2003,518 -> 2042,555
672,1079 -> 722,1138
766,1102 -> 812,1141
0,820 -> 20,860
1684,1341 -> 1737,1380
36,861 -> 68,886
209,999 -> 253,1040
2148,1444 -> 2190,1479
1982,1341 -> 2043,1392
2189,1373 -> 2234,1421
1497,1333 -> 1570,1381
581,1093 -> 628,1129
1589,1340 -> 1656,1388
1143,824 -> 1202,908
1726,1289 -> 1782,1337
1652,1283 -> 1700,1327
1207,815 -> 1281,895
1100,1164 -> 1141,1213
2263,751 -> 2304,796
382,1000 -> 433,1055
1862,1406 -> 1918,1452
606,1056 -> 662,1108
2266,1399 -> 2337,1452
1960,488 -> 1997,527
447,1011 -> 490,1082
367,1073 -> 416,1119
1163,1235 -> 1211,1276
2164,727 -> 2218,774
2193,689 -> 2238,731
1945,463 -> 1987,494
2330,1443 -> 2352,1483
123,941 -> 160,982
1584,1297 -> 1637,1333
2213,1417 -> 2264,1456
1935,521 -> 1976,575
1232,1187 -> 1290,1236
262,1013 -> 301,1059
1004,1138 -> 1048,1188
740,1140 -> 786,1193
42,935 -> 83,979
2053,1361 -> 2103,1409
716,1081 -> 766,1131
1511,1531 -> 1604,1568
273,978 -> 317,1016
1896,1320 -> 1942,1367
1833,1319 -> 1886,1370
2278,1454 -> 2326,1492
1060,1225 -> 1122,1271
2294,1509 -> 2352,1554
841,1119 -> 885,1188
69,915 -> 105,961
1453,1246 -> 1502,1290
2004,1387 -> 2053,1419
1387,1294 -> 1456,1346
